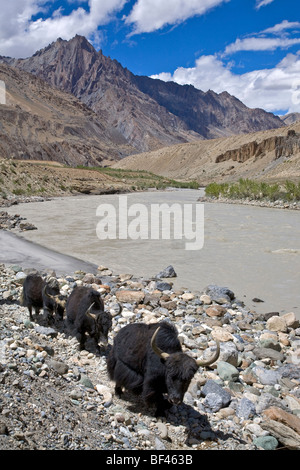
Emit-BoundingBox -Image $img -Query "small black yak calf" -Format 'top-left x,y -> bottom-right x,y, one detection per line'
107,321 -> 220,416
20,273 -> 66,321
66,286 -> 112,352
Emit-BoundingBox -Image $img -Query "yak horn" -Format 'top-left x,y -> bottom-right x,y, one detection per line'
196,340 -> 220,367
85,302 -> 96,319
43,286 -> 56,300
43,286 -> 63,303
151,327 -> 170,360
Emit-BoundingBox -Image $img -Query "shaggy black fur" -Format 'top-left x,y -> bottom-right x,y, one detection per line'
107,321 -> 199,416
21,273 -> 65,321
66,286 -> 111,352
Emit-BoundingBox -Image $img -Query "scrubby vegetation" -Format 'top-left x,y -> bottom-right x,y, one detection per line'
205,178 -> 300,202
0,159 -> 199,200
76,166 -> 199,190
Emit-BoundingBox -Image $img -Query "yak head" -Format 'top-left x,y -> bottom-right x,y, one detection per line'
43,282 -> 67,317
85,303 -> 112,346
151,327 -> 220,406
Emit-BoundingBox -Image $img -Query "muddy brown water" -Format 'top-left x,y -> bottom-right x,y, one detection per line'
2,189 -> 300,318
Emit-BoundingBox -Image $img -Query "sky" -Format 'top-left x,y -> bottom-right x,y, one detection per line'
0,0 -> 300,115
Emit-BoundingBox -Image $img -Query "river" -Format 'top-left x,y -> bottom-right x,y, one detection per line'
3,189 -> 300,317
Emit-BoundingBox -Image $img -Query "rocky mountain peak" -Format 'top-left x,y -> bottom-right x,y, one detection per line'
0,35 -> 285,155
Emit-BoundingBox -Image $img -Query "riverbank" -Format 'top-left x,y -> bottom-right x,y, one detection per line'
201,179 -> 300,210
0,159 -> 198,205
199,195 -> 300,211
0,230 -> 98,275
0,262 -> 299,451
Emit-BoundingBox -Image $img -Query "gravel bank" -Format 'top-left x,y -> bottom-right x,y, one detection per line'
198,195 -> 300,210
0,263 -> 300,451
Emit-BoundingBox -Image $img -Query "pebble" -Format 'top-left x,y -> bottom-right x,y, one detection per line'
218,342 -> 239,366
253,435 -> 278,450
206,305 -> 227,317
95,384 -> 113,406
201,380 -> 232,408
79,374 -> 94,389
156,422 -> 169,440
217,361 -> 239,382
236,397 -> 256,419
266,316 -> 288,332
48,360 -> 69,375
200,294 -> 212,304
155,266 -> 177,279
203,393 -> 224,413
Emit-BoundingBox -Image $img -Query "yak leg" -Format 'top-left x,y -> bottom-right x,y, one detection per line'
28,306 -> 33,321
79,334 -> 86,351
42,306 -> 52,323
112,360 -> 143,397
154,396 -> 172,417
143,378 -> 170,417
75,329 -> 86,351
115,385 -> 123,396
93,337 -> 101,354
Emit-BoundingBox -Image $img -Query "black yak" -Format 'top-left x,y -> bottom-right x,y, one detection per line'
20,273 -> 66,321
107,321 -> 220,416
66,286 -> 112,352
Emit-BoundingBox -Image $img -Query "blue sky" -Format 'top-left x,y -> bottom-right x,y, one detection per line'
0,0 -> 300,114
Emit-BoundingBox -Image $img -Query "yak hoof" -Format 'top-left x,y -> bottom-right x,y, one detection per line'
155,398 -> 172,418
115,385 -> 123,397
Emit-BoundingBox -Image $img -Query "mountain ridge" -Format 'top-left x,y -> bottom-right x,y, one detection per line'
114,121 -> 300,184
0,35 -> 284,156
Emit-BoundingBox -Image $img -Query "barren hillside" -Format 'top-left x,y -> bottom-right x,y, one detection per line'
114,122 -> 300,185
0,64 -> 134,166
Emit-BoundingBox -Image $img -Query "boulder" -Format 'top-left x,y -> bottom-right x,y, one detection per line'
262,407 -> 300,450
115,290 -> 145,304
266,316 -> 287,333
155,265 -> 177,278
203,285 -> 235,303
206,305 -> 227,317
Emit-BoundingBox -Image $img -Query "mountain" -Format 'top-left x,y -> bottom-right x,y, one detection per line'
280,112 -> 300,126
132,76 -> 283,139
114,121 -> 300,185
0,35 -> 284,155
0,63 -> 134,165
1,36 -> 199,154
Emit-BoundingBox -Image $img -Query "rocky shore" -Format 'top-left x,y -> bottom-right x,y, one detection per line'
0,263 -> 299,451
198,195 -> 300,211
0,211 -> 38,232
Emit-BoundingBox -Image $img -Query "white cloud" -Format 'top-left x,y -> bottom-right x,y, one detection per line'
0,0 -> 127,58
263,20 -> 300,34
0,0 -> 232,57
224,37 -> 300,54
152,20 -> 300,114
125,0 -> 229,34
223,20 -> 300,55
151,51 -> 300,113
255,0 -> 275,9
